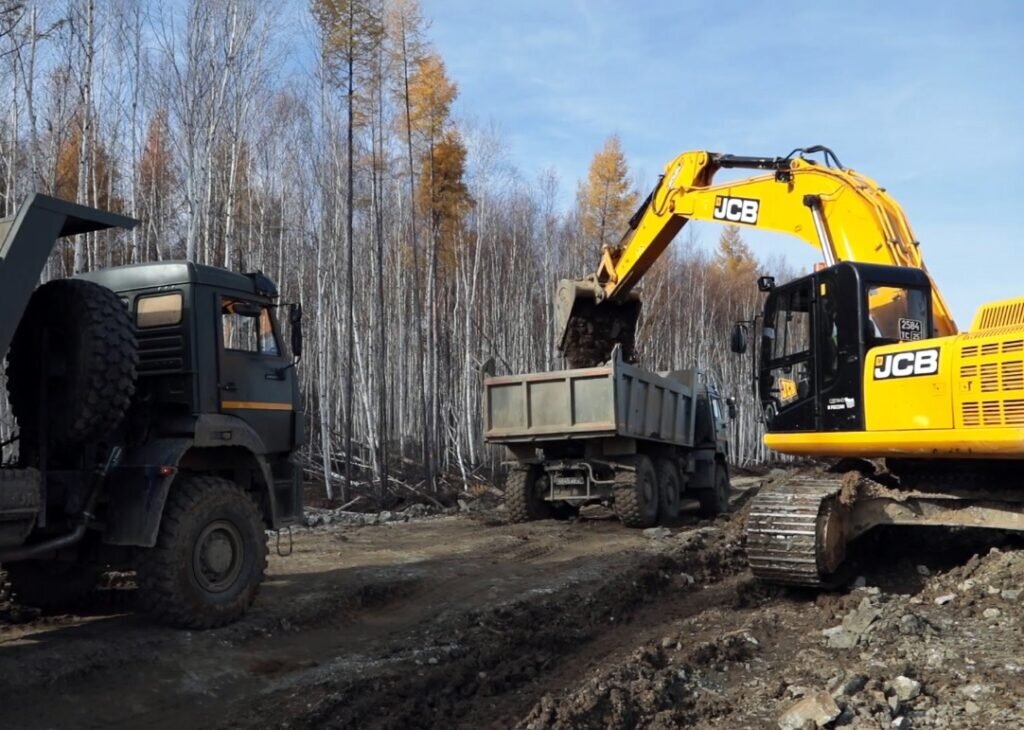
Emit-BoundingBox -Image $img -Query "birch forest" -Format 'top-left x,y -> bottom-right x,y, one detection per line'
0,0 -> 793,500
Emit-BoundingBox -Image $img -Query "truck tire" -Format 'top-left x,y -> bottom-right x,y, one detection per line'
656,458 -> 682,523
6,279 -> 138,446
505,468 -> 551,523
614,455 -> 659,528
137,476 -> 267,629
697,462 -> 731,517
4,559 -> 99,610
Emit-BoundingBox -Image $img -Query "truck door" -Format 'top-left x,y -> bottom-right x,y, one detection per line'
759,278 -> 817,432
218,295 -> 295,453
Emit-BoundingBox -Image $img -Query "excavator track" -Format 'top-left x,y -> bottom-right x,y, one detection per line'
746,476 -> 848,588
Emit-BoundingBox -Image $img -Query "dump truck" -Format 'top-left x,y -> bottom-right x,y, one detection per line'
0,193 -> 304,628
484,347 -> 733,527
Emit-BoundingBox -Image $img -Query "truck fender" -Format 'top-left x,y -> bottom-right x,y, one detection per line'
101,438 -> 281,548
101,437 -> 192,547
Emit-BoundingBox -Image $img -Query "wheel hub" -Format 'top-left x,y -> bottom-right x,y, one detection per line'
193,520 -> 244,593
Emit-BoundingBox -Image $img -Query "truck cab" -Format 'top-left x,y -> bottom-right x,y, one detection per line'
80,262 -> 305,531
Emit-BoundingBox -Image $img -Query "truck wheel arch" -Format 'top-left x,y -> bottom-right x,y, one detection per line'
102,440 -> 279,549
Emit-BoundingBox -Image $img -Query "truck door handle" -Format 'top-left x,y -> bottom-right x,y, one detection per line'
221,382 -> 237,392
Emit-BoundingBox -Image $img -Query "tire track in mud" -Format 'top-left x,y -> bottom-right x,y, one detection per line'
0,513 -> 750,730
224,523 -> 748,730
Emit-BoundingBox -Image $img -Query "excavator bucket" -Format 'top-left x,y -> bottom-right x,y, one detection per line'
555,277 -> 642,369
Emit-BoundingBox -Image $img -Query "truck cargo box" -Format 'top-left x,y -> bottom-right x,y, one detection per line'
484,349 -> 697,448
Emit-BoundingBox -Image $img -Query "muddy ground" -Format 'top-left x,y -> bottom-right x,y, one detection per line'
1,475 -> 1023,729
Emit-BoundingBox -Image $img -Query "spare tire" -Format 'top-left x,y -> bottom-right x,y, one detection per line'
6,278 -> 138,446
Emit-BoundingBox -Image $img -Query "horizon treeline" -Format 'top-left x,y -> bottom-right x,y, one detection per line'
0,0 -> 790,499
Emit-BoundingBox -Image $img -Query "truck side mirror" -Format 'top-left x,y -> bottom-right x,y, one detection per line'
730,323 -> 748,354
726,397 -> 737,420
757,275 -> 775,292
289,303 -> 303,359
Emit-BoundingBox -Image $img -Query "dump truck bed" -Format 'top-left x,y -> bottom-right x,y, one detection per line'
0,193 -> 137,357
484,353 -> 697,447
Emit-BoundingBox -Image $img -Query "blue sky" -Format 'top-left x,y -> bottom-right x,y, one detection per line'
422,0 -> 1023,325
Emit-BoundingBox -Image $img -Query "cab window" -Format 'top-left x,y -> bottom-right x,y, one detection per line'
137,292 -> 183,328
764,282 -> 814,410
222,298 -> 280,356
769,286 -> 812,361
866,286 -> 929,342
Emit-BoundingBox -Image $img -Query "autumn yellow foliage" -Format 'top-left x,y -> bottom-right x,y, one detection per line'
577,134 -> 638,249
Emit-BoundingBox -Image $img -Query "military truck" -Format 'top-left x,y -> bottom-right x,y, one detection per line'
0,193 -> 304,628
483,347 -> 734,527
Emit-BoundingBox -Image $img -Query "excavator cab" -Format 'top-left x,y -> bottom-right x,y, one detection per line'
750,262 -> 934,434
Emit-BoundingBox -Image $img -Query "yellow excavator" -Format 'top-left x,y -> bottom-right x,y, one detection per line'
558,145 -> 1024,587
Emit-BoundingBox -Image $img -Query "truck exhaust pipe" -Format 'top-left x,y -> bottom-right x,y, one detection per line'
0,521 -> 87,562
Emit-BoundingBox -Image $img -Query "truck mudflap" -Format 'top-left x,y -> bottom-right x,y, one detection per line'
101,438 -> 192,547
0,193 -> 137,359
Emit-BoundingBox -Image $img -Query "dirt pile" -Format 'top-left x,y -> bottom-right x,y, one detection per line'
518,525 -> 1024,730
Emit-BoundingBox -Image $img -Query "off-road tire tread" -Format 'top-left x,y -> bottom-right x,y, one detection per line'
136,476 -> 267,629
614,455 -> 658,528
697,462 -> 731,517
7,279 -> 138,445
656,457 -> 682,523
505,468 -> 550,523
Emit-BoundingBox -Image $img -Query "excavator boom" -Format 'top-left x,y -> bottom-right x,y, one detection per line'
557,146 -> 957,366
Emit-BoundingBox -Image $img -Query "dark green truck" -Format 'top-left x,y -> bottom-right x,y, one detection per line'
0,194 -> 304,628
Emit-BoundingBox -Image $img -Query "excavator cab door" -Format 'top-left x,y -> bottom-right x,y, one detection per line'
757,262 -> 933,434
758,266 -> 865,432
759,279 -> 819,431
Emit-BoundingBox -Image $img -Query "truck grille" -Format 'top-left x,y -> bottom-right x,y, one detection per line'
136,329 -> 186,375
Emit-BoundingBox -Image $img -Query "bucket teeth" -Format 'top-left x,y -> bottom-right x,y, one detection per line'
746,477 -> 843,588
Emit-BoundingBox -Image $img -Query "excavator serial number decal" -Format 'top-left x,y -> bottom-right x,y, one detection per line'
713,196 -> 760,224
872,348 -> 940,380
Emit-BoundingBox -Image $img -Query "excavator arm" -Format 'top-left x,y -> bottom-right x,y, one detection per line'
556,146 -> 957,367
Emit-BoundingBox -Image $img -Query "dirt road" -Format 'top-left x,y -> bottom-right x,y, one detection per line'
2,477 -> 1023,729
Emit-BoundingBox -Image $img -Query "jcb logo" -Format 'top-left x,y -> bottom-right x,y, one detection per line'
713,196 -> 759,224
873,348 -> 940,380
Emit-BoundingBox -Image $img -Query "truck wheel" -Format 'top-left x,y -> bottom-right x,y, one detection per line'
614,455 -> 659,528
505,468 -> 551,523
697,463 -> 732,517
4,559 -> 99,610
656,458 -> 682,523
137,476 -> 267,629
6,279 -> 138,446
